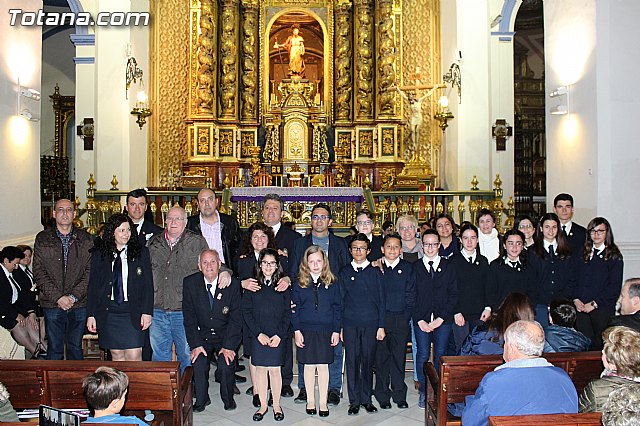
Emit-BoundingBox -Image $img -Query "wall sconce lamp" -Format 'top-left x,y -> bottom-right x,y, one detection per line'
443,62 -> 462,102
127,56 -> 152,129
17,79 -> 41,122
434,95 -> 454,132
549,85 -> 569,115
77,117 -> 95,150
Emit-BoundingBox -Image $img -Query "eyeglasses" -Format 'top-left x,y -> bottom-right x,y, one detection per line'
589,228 -> 607,236
422,242 -> 440,248
166,217 -> 185,222
518,224 -> 533,229
350,246 -> 369,252
311,215 -> 330,221
356,220 -> 373,226
261,261 -> 277,267
398,226 -> 415,231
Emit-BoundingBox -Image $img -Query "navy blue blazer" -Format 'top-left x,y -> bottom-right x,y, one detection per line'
527,248 -> 577,305
0,271 -> 36,329
564,222 -> 587,257
413,257 -> 458,324
339,264 -> 385,329
182,271 -> 242,350
274,225 -> 302,256
380,259 -> 415,320
450,251 -> 491,319
575,251 -> 623,312
487,257 -> 536,310
137,218 -> 163,246
289,233 -> 350,278
86,246 -> 154,330
291,279 -> 342,333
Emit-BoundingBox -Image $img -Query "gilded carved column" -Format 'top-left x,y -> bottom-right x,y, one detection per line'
334,1 -> 353,122
240,0 -> 258,122
218,0 -> 239,119
354,0 -> 374,121
196,0 -> 215,115
376,0 -> 397,117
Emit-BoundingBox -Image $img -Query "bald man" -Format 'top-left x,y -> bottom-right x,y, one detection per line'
462,320 -> 578,425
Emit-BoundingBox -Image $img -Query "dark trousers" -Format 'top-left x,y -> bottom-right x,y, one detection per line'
576,309 -> 613,350
282,333 -> 293,386
193,341 -> 237,406
344,326 -> 377,405
43,307 -> 86,360
142,329 -> 153,361
374,314 -> 410,404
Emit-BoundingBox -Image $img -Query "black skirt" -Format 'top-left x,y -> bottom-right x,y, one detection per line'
251,336 -> 285,367
98,301 -> 144,350
296,330 -> 333,364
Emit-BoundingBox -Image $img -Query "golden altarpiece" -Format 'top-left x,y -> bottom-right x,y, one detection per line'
149,0 -> 442,190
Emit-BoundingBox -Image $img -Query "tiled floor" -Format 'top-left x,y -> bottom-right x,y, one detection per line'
193,366 -> 425,426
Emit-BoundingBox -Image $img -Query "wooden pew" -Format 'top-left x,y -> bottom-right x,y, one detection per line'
489,412 -> 602,425
0,360 -> 192,426
424,351 -> 603,426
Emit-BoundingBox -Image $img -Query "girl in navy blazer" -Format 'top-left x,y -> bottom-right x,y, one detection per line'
86,213 -> 154,361
528,213 -> 577,326
414,229 -> 458,409
291,245 -> 341,417
574,217 -> 623,349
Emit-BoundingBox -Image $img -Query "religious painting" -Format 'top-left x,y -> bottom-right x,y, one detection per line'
196,127 -> 212,156
219,128 -> 234,157
357,128 -> 374,158
336,130 -> 352,159
240,129 -> 257,158
381,126 -> 396,157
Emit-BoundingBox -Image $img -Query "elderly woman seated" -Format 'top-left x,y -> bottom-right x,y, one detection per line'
579,326 -> 640,413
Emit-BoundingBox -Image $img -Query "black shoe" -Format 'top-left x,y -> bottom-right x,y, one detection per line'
234,374 -> 247,383
380,402 -> 392,409
319,409 -> 329,417
327,389 -> 340,407
252,394 -> 260,408
306,406 -> 317,415
348,404 -> 360,415
252,409 -> 267,422
246,386 -> 254,395
224,400 -> 237,411
236,364 -> 246,372
193,398 -> 211,413
281,384 -> 294,397
233,385 -> 240,395
294,388 -> 307,404
273,410 -> 284,421
362,403 -> 378,413
396,401 -> 409,409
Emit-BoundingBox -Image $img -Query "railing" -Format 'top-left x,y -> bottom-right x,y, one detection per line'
78,174 -> 514,235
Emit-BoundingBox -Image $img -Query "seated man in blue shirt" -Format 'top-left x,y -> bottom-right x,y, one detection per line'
83,367 -> 148,425
462,320 -> 578,426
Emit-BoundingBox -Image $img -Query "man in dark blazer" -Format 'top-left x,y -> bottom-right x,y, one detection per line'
187,188 -> 241,273
290,203 -> 350,406
183,249 -> 242,412
609,278 -> 640,333
125,188 -> 163,361
125,188 -> 164,246
553,193 -> 587,256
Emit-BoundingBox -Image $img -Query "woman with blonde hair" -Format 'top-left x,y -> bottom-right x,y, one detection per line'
292,245 -> 341,417
579,326 -> 640,413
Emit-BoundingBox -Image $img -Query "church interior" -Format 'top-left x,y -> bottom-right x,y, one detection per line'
1,0 -> 639,278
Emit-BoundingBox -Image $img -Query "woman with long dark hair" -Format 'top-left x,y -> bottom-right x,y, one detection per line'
574,217 -> 623,349
86,213 -> 153,361
528,213 -> 577,327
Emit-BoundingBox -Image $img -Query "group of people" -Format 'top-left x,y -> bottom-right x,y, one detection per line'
1,188 -> 638,424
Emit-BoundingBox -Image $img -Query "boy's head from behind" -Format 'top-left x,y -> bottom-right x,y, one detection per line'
549,299 -> 577,327
83,366 -> 129,413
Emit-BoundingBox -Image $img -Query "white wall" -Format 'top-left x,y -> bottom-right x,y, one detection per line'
545,0 -> 640,278
0,0 -> 43,246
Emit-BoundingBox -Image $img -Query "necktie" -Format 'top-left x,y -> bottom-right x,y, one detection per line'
509,261 -> 520,269
313,281 -> 319,308
25,266 -> 33,280
265,279 -> 271,287
562,225 -> 567,235
112,250 -> 124,305
357,267 -> 363,272
8,275 -> 21,304
206,283 -> 215,309
468,256 -> 473,264
548,244 -> 555,258
593,248 -> 600,258
428,260 -> 434,278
